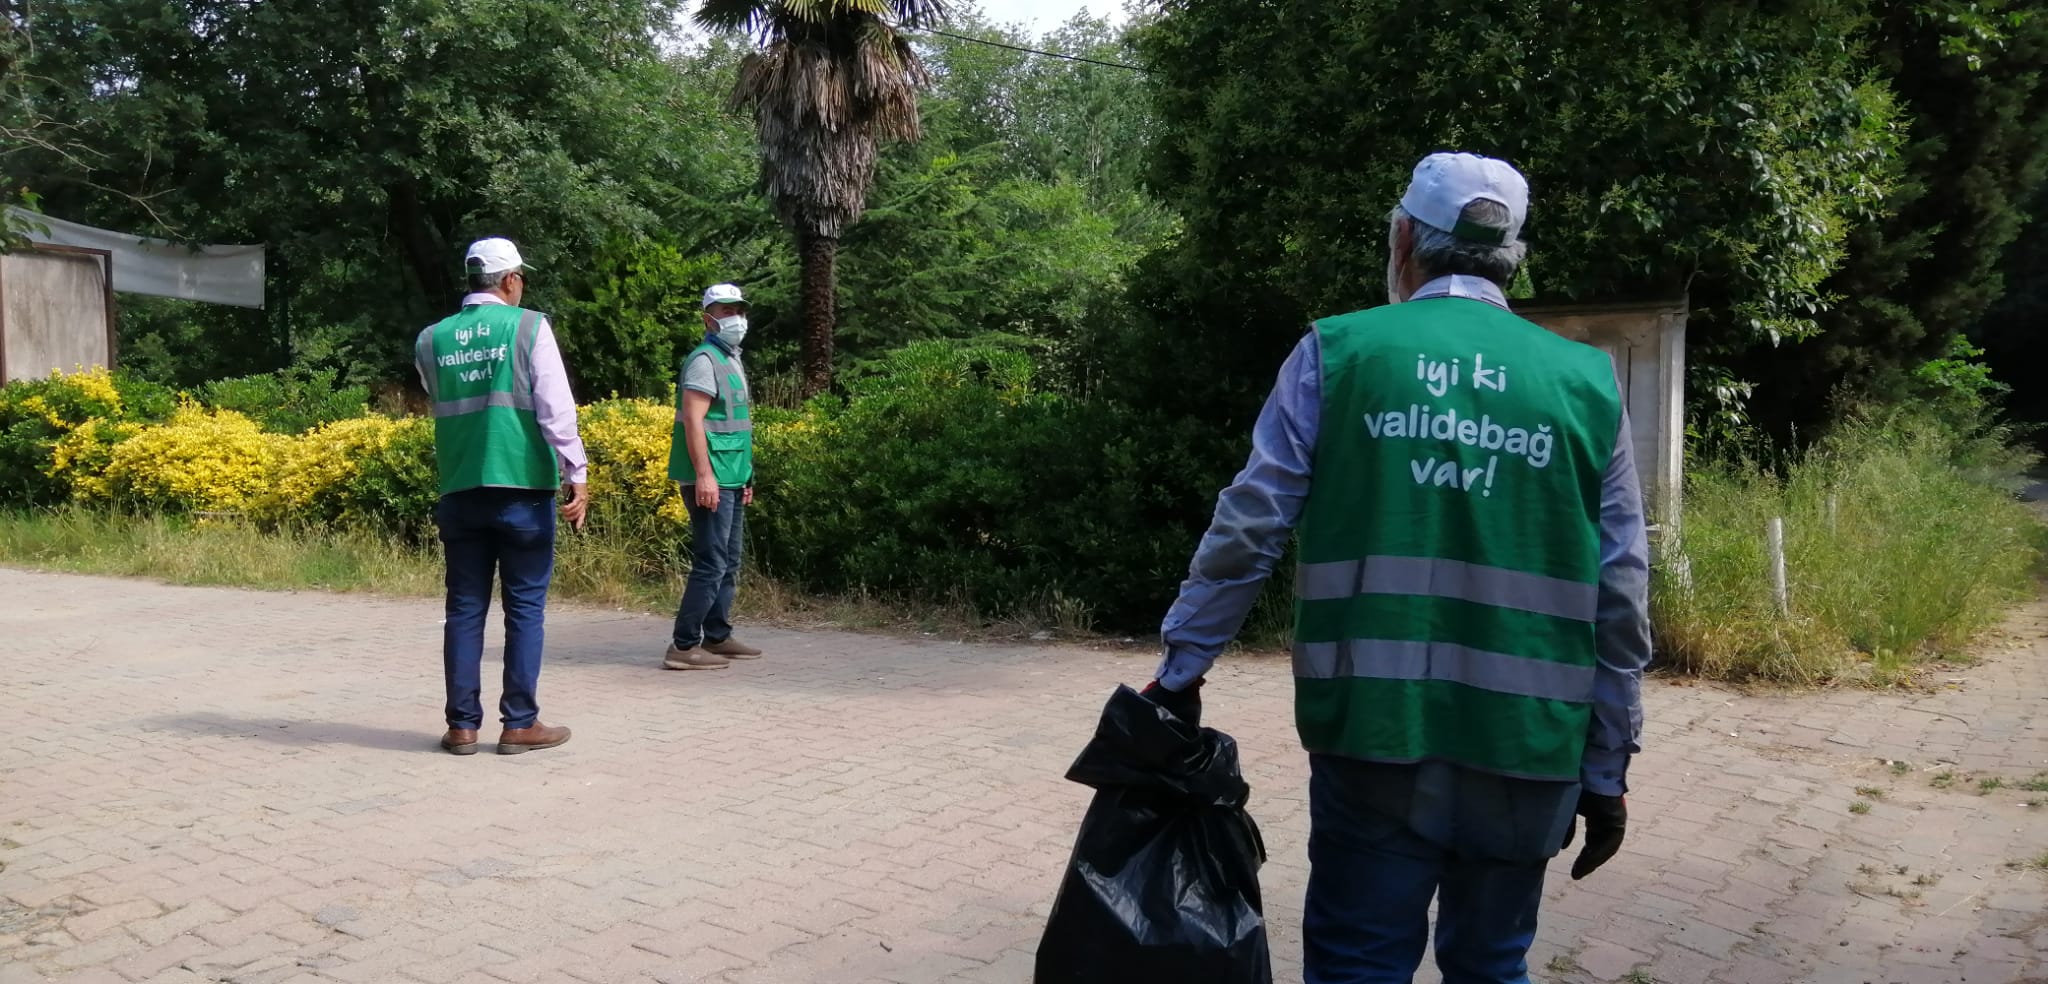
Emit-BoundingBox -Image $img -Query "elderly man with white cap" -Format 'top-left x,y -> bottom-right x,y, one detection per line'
1139,154 -> 1653,983
414,237 -> 590,756
661,283 -> 765,670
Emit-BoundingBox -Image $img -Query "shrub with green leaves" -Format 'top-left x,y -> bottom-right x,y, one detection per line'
0,368 -> 175,506
195,366 -> 370,434
749,341 -> 1233,627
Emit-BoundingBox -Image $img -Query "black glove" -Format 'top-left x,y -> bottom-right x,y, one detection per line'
1140,677 -> 1204,727
1563,790 -> 1627,880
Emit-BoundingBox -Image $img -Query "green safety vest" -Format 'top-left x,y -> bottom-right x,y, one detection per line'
1294,296 -> 1622,781
413,305 -> 560,495
667,340 -> 753,489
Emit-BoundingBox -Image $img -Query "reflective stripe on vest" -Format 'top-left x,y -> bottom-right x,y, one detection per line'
1296,556 -> 1597,622
1292,639 -> 1597,702
672,344 -> 752,432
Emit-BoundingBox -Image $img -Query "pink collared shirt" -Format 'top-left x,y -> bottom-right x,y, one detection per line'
417,293 -> 589,484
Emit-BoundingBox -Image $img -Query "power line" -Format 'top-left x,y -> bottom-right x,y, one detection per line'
918,27 -> 1148,73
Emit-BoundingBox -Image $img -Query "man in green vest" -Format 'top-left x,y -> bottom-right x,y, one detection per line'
1143,154 -> 1653,983
414,237 -> 589,756
662,283 -> 764,670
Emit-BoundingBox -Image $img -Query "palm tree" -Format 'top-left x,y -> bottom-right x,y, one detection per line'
697,0 -> 946,397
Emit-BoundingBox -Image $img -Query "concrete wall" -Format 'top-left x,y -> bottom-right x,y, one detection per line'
0,247 -> 114,383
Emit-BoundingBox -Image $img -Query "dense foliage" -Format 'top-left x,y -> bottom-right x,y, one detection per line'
6,1 -> 2048,666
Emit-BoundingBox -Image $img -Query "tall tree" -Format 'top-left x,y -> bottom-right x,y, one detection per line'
1,0 -> 108,249
1737,0 -> 2048,440
918,8 -> 1173,244
18,0 -> 718,380
697,0 -> 946,397
1120,0 -> 1898,428
1971,184 -> 2048,434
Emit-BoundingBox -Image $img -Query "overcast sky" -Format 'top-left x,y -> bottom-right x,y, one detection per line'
969,0 -> 1125,34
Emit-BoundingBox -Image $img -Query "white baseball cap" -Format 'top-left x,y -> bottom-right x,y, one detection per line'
1399,153 -> 1529,247
701,283 -> 748,309
464,237 -> 530,275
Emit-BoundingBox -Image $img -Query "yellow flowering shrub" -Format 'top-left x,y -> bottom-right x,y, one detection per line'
50,419 -> 142,502
257,415 -> 415,527
580,398 -> 690,544
88,404 -> 287,513
53,366 -> 124,413
14,369 -> 836,563
2,366 -> 176,506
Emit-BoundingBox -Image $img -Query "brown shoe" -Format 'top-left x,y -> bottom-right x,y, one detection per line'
664,644 -> 730,670
703,637 -> 762,659
496,722 -> 570,755
441,728 -> 478,756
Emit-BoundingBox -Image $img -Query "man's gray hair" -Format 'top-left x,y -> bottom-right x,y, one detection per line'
467,268 -> 510,293
1390,199 -> 1528,287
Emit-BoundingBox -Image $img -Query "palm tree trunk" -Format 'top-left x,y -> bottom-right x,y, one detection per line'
797,229 -> 839,397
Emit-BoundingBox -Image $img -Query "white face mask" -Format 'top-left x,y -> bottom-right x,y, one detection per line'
713,314 -> 748,348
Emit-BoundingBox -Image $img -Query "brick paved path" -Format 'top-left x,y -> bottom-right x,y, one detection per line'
2,568 -> 2044,984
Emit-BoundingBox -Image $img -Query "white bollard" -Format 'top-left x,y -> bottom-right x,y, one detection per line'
1768,517 -> 1789,615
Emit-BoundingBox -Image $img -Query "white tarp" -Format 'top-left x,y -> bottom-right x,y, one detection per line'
9,207 -> 265,309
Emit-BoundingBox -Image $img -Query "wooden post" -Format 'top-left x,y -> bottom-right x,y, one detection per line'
1767,517 -> 1789,615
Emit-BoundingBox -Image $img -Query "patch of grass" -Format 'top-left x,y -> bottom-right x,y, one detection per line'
1623,970 -> 1660,984
2026,798 -> 2045,809
0,508 -> 440,595
1890,760 -> 1912,775
1849,800 -> 1872,815
1979,777 -> 2005,793
2017,774 -> 2048,793
1931,771 -> 1959,789
1913,872 -> 1941,887
2004,852 -> 2048,871
1545,954 -> 1576,975
1651,410 -> 2040,684
1855,786 -> 1886,799
0,507 -> 1104,643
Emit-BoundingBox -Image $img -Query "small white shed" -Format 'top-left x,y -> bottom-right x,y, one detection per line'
1518,297 -> 1688,536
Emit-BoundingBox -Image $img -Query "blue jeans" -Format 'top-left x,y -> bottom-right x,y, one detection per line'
1304,756 -> 1550,984
436,488 -> 555,730
671,486 -> 745,649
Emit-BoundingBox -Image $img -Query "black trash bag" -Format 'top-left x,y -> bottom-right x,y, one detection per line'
1034,685 -> 1272,984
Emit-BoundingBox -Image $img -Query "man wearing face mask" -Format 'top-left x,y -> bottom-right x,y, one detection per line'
663,283 -> 764,670
1141,153 -> 1652,983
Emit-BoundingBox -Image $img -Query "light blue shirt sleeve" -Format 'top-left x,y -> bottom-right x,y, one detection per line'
1582,409 -> 1652,795
1154,332 -> 1322,690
